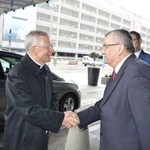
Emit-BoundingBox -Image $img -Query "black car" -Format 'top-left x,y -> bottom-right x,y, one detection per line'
0,50 -> 81,132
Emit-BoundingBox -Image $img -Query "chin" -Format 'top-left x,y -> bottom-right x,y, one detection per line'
46,57 -> 51,61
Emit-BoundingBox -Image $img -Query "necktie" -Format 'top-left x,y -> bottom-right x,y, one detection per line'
112,70 -> 116,80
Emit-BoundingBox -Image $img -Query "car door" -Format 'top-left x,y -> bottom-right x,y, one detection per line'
0,61 -> 6,132
0,53 -> 21,132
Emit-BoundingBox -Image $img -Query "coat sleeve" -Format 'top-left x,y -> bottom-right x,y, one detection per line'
128,64 -> 150,149
77,99 -> 102,128
51,91 -> 59,111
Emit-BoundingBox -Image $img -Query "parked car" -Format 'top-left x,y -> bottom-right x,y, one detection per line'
0,50 -> 81,133
82,56 -> 93,66
82,56 -> 102,67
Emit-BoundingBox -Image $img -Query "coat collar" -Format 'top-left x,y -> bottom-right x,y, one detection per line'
21,54 -> 41,76
100,53 -> 136,107
139,49 -> 145,59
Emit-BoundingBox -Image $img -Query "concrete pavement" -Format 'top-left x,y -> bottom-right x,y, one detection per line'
48,121 -> 100,150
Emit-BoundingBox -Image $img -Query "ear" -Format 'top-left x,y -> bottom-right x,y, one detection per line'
28,46 -> 36,55
139,38 -> 142,44
117,44 -> 124,54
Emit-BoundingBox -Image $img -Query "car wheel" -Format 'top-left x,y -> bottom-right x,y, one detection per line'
59,94 -> 78,112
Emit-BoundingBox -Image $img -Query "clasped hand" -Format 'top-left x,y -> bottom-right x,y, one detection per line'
62,111 -> 80,128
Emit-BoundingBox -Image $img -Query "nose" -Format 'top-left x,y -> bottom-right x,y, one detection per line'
101,47 -> 105,55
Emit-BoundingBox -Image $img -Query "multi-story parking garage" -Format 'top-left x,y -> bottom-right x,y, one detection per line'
0,0 -> 150,59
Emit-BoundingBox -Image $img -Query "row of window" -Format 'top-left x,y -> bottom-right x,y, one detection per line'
37,13 -> 130,33
38,0 -> 150,45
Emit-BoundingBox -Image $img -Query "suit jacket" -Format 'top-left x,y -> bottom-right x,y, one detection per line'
3,54 -> 64,150
139,49 -> 150,64
78,54 -> 150,150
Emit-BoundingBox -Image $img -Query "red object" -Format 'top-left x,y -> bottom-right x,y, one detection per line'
112,70 -> 116,80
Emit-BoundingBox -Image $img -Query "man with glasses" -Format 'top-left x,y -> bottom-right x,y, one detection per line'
130,30 -> 150,64
3,30 -> 79,150
77,29 -> 150,150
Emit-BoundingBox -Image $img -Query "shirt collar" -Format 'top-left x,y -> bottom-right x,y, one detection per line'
27,54 -> 44,69
115,54 -> 132,74
134,50 -> 142,58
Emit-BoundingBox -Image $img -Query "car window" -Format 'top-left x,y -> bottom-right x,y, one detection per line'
0,56 -> 20,77
0,54 -> 59,82
51,73 -> 58,81
0,61 -> 6,118
0,61 -> 5,80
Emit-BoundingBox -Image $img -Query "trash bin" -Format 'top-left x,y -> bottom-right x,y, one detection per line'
88,67 -> 100,86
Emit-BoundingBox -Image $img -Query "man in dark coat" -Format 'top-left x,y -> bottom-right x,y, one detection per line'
77,29 -> 150,150
3,30 -> 79,150
130,30 -> 150,64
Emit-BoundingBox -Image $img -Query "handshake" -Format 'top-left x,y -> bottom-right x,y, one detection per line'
62,111 -> 80,128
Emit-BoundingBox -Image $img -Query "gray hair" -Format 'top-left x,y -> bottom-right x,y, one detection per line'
105,29 -> 135,53
25,30 -> 49,52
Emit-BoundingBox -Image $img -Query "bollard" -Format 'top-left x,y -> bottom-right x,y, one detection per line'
65,105 -> 92,150
65,126 -> 90,150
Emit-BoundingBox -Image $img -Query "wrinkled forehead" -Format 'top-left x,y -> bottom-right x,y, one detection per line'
104,33 -> 117,43
36,35 -> 51,44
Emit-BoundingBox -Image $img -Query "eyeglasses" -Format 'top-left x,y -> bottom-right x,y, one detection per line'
103,43 -> 120,48
34,44 -> 53,49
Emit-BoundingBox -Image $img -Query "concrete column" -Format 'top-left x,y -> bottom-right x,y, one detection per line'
65,105 -> 92,150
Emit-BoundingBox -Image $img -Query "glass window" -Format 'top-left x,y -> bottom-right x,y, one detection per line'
0,56 -> 20,77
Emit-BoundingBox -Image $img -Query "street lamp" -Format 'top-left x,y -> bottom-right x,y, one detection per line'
9,28 -> 12,51
48,1 -> 57,36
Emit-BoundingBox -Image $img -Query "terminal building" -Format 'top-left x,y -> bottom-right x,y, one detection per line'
0,0 -> 150,59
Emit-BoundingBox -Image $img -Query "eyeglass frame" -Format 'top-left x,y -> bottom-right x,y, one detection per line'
103,43 -> 120,48
33,44 -> 53,50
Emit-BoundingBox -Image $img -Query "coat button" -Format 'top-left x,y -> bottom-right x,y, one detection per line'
100,133 -> 103,136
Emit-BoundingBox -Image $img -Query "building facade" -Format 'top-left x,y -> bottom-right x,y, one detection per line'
1,0 -> 150,59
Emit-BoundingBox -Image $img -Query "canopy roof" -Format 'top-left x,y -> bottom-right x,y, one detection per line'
0,0 -> 49,15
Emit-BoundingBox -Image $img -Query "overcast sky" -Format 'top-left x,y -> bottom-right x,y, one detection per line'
86,0 -> 149,20
113,0 -> 149,19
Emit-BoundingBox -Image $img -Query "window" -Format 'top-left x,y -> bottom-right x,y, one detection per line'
0,56 -> 20,78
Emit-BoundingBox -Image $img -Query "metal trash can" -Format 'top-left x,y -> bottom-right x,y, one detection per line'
88,67 -> 100,86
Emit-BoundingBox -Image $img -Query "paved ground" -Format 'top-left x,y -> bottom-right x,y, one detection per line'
0,61 -> 112,150
48,121 -> 100,150
47,62 -> 111,150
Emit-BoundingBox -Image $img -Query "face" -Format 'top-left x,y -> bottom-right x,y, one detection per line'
101,34 -> 121,68
30,35 -> 54,64
131,34 -> 141,52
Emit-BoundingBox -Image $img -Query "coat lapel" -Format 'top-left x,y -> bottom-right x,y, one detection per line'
21,54 -> 41,76
100,54 -> 136,107
40,65 -> 52,108
139,50 -> 145,60
44,65 -> 52,108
